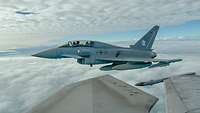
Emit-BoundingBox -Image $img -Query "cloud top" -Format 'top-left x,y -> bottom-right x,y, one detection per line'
0,0 -> 200,35
0,40 -> 200,113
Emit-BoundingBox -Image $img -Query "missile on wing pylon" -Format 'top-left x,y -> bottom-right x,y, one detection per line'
135,78 -> 169,86
135,72 -> 196,86
149,59 -> 182,68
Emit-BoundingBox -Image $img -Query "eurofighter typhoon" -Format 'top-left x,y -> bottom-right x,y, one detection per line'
32,25 -> 182,71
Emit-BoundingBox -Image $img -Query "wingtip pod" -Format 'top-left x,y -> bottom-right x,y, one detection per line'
170,59 -> 183,63
184,72 -> 196,75
135,72 -> 196,87
175,72 -> 196,77
149,58 -> 183,69
135,82 -> 145,86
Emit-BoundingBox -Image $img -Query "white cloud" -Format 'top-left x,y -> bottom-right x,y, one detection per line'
0,40 -> 200,113
0,0 -> 200,49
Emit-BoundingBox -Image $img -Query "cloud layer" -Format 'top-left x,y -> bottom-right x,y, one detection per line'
1,0 -> 200,34
0,40 -> 200,113
0,0 -> 200,49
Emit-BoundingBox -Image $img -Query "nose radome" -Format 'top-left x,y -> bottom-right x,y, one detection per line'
32,51 -> 48,58
32,48 -> 58,58
32,53 -> 39,57
32,52 -> 44,57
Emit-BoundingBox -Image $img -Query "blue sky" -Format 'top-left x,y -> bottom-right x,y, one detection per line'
2,20 -> 199,56
1,0 -> 200,50
62,20 -> 200,42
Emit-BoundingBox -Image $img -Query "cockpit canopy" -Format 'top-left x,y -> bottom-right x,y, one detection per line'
59,40 -> 94,48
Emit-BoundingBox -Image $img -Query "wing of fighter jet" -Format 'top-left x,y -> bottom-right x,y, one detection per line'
98,57 -> 182,70
135,72 -> 200,113
165,73 -> 200,113
26,75 -> 158,113
97,57 -> 182,64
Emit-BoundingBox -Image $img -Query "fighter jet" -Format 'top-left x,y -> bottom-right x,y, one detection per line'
15,10 -> 38,15
32,25 -> 182,71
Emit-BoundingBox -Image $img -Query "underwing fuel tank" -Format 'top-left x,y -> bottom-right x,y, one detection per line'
100,62 -> 152,71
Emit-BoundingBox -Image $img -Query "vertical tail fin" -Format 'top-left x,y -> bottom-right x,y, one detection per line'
132,25 -> 159,50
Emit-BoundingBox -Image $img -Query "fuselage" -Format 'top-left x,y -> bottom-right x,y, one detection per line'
33,40 -> 157,65
32,26 -> 182,71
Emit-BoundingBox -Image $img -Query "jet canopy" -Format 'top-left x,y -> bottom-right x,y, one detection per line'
59,40 -> 94,48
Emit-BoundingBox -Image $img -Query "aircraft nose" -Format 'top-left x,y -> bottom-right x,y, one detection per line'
32,52 -> 44,57
32,48 -> 59,59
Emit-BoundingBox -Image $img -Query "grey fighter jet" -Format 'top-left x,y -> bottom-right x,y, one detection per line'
32,25 -> 182,71
15,11 -> 38,15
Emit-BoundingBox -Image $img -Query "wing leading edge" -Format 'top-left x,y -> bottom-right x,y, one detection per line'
97,57 -> 182,63
26,75 -> 158,113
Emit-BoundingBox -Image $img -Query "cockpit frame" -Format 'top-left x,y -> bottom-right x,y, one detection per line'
59,40 -> 94,48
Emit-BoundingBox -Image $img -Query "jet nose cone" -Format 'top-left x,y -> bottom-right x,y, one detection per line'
32,51 -> 47,58
32,48 -> 59,59
32,52 -> 43,57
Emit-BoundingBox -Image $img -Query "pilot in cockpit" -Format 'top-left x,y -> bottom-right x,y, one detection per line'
76,41 -> 80,45
72,41 -> 76,45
